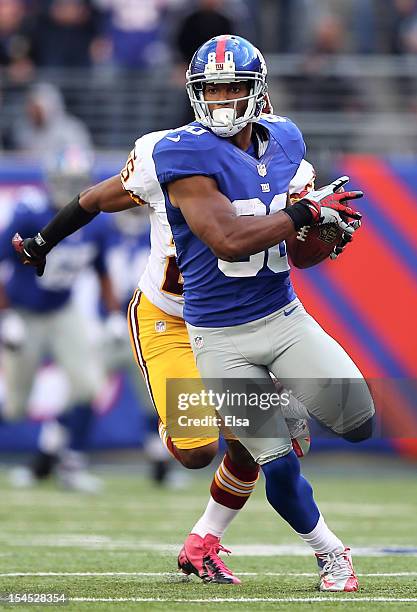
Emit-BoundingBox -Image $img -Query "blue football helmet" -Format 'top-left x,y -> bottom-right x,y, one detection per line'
186,35 -> 267,137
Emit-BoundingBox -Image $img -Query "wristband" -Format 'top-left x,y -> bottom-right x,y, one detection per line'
283,200 -> 314,231
27,232 -> 50,256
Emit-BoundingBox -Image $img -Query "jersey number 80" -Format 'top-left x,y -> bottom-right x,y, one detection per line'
218,195 -> 289,277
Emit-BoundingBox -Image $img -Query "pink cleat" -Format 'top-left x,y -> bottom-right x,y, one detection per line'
178,533 -> 241,584
316,547 -> 359,592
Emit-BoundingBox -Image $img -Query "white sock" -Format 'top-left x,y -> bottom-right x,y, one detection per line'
191,497 -> 239,539
38,420 -> 68,455
297,514 -> 344,555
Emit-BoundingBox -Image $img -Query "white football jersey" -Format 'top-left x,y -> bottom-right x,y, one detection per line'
121,130 -> 315,320
121,129 -> 184,318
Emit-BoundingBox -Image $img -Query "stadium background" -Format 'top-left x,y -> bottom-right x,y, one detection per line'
0,3 -> 417,610
0,0 -> 416,460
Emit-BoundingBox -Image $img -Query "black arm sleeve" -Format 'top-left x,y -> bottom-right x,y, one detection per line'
32,195 -> 99,255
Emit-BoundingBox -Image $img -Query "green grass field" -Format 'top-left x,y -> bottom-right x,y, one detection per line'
0,454 -> 416,611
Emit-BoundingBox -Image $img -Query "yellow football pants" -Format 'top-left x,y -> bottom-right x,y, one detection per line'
127,290 -> 218,450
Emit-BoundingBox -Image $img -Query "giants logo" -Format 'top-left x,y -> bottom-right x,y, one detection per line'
216,63 -> 224,70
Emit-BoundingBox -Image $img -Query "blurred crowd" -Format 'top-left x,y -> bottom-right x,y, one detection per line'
0,0 -> 416,489
1,0 -> 417,153
0,0 -> 254,78
2,0 -> 417,82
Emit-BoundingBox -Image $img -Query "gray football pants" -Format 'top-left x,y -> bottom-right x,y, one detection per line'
2,302 -> 106,421
187,298 -> 375,464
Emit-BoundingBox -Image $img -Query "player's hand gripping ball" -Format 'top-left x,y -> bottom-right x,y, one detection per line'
286,176 -> 363,269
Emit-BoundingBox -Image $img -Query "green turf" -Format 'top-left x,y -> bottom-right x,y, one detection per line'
0,458 -> 416,611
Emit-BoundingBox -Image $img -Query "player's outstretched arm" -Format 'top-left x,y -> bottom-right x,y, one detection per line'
12,175 -> 135,276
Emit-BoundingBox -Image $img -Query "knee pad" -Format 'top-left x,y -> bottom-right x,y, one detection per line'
343,416 -> 374,443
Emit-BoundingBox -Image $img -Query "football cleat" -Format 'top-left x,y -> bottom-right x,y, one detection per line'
316,547 -> 358,592
178,533 -> 241,584
9,466 -> 37,489
56,451 -> 103,495
287,418 -> 311,458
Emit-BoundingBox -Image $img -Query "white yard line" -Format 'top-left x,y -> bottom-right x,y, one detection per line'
1,537 -> 417,557
1,571 -> 417,578
69,597 -> 417,603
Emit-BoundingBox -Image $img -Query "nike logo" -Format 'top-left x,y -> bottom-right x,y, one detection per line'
283,305 -> 298,317
166,135 -> 181,142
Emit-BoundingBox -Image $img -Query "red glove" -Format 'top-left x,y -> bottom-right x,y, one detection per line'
300,176 -> 363,234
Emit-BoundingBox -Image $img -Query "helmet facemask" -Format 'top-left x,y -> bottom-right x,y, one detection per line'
186,49 -> 267,138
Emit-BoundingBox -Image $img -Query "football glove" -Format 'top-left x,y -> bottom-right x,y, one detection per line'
12,233 -> 47,277
103,311 -> 127,344
300,176 -> 363,234
0,310 -> 26,350
329,219 -> 361,260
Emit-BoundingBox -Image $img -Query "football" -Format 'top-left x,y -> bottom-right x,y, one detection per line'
286,223 -> 342,269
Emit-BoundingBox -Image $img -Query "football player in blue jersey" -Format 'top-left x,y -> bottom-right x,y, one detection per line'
0,151 -> 121,493
9,36 -> 371,590
104,208 -> 182,486
148,35 -> 375,591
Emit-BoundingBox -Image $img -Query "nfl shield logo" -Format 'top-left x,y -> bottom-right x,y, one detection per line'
155,320 -> 166,333
257,163 -> 267,177
194,335 -> 204,349
318,224 -> 339,243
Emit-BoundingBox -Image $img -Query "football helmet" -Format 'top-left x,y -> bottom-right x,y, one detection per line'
186,35 -> 267,137
44,147 -> 93,209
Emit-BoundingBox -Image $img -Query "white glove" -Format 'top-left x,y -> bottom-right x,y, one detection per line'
0,310 -> 26,350
103,311 -> 127,344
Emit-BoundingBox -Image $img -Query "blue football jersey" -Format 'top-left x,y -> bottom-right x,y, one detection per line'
153,116 -> 305,327
106,216 -> 150,311
0,188 -> 113,313
153,115 -> 305,327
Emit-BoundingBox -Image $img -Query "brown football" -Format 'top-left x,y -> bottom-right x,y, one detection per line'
286,223 -> 342,269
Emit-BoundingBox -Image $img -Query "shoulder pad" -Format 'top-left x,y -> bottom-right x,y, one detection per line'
260,115 -> 305,164
153,124 -> 221,185
121,130 -> 170,206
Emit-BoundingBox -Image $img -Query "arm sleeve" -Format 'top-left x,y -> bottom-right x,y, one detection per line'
39,196 -> 99,253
